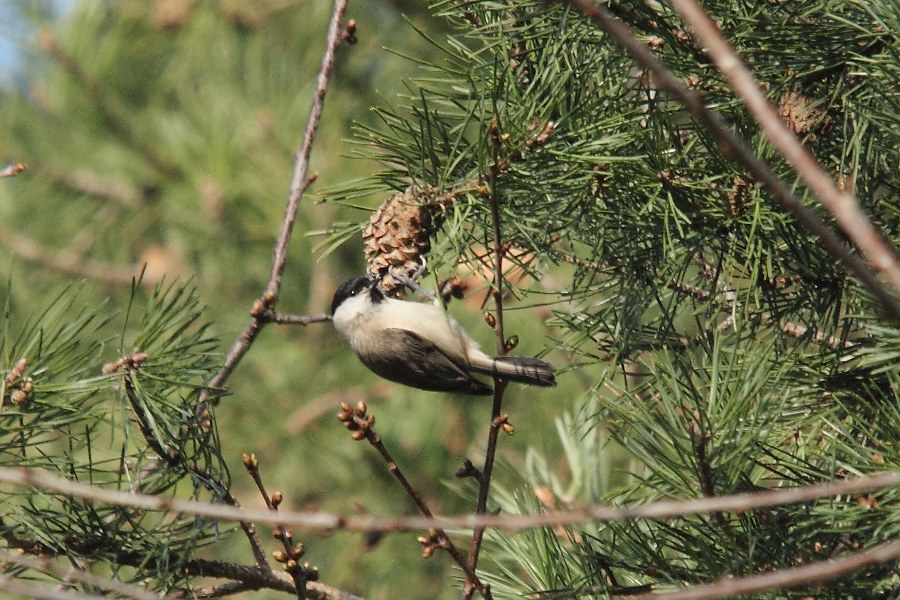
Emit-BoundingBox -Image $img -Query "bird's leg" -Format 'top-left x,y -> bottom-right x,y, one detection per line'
390,258 -> 438,303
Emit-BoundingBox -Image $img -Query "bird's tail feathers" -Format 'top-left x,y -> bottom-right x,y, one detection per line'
470,355 -> 556,387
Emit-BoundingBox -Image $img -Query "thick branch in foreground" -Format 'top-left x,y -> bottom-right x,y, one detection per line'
0,466 -> 896,533
561,0 -> 900,320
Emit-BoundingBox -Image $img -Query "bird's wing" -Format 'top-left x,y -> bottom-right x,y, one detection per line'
360,328 -> 492,395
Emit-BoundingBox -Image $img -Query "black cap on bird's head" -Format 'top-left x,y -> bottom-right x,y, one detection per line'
330,275 -> 384,315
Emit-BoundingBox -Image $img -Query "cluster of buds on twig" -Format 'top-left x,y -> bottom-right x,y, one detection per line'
726,176 -> 754,219
342,19 -> 357,44
242,453 -> 319,582
101,350 -> 150,374
271,532 -> 318,581
336,401 -> 376,441
3,357 -> 34,406
528,120 -> 555,146
416,530 -> 443,559
494,413 -> 514,436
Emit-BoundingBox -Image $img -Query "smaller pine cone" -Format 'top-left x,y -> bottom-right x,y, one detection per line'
778,86 -> 823,137
363,188 -> 436,293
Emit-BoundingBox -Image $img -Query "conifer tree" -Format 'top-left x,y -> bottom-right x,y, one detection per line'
1,0 -> 898,599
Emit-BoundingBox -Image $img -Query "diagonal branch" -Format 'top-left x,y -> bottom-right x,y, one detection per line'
669,0 -> 900,300
203,0 -> 348,401
337,403 -> 491,597
561,0 -> 900,320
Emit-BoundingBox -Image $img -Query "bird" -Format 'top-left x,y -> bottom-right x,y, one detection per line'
330,275 -> 556,395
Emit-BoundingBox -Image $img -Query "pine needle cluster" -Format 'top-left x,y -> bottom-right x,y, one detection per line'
1,280 -> 229,593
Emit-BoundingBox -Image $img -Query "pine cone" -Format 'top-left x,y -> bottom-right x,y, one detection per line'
363,188 -> 437,293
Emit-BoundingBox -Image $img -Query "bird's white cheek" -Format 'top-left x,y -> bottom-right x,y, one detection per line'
332,309 -> 355,340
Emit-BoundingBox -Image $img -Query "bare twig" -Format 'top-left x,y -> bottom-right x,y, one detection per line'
177,561 -> 362,600
669,0 -> 900,299
186,581 -> 253,599
1,552 -> 159,600
267,312 -> 332,326
242,453 -> 312,600
202,0 -> 347,401
463,119 -> 512,600
620,538 -> 900,600
0,465 -> 896,533
336,402 -> 492,598
561,0 -> 900,320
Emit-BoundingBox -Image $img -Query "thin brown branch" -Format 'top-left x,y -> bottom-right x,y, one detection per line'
267,312 -> 332,326
180,560 -> 362,600
2,552 -> 158,600
0,465 -> 896,534
561,0 -> 900,320
186,581 -> 252,599
669,0 -> 900,300
620,538 -> 900,600
202,0 -> 347,400
336,403 -> 491,598
691,427 -> 746,551
242,453 -> 309,600
464,119 -> 511,600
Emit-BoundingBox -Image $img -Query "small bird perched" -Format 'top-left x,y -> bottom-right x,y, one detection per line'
331,275 -> 556,395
